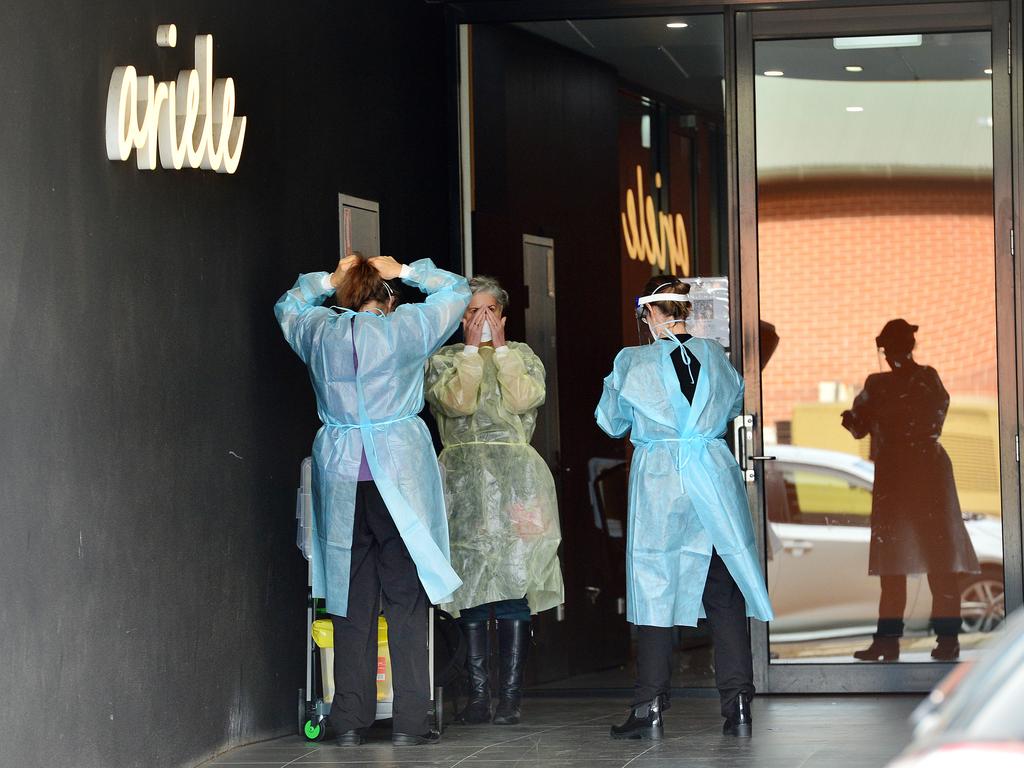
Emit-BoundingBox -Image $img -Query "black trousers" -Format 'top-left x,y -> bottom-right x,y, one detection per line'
633,550 -> 754,718
328,481 -> 430,735
878,572 -> 961,637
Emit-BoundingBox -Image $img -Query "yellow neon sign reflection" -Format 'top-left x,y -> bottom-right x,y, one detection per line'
621,165 -> 690,276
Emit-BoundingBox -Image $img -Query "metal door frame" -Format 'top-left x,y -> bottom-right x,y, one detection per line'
444,0 -> 1024,694
734,0 -> 1022,693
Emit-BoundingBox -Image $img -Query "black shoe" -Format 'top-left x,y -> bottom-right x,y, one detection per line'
493,619 -> 530,725
335,728 -> 366,746
609,695 -> 665,740
723,693 -> 752,738
931,636 -> 960,661
392,730 -> 441,746
458,620 -> 492,724
853,635 -> 901,662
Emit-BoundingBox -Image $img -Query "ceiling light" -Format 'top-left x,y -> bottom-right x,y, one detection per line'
833,34 -> 922,50
984,68 -> 993,75
845,65 -> 863,73
763,70 -> 785,77
666,21 -> 689,29
846,106 -> 865,112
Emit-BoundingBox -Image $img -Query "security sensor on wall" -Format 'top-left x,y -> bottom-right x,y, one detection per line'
156,24 -> 177,48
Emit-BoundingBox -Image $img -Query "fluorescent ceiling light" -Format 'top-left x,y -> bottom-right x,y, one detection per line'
666,21 -> 689,29
984,68 -> 993,75
833,34 -> 923,50
845,65 -> 864,73
763,70 -> 785,77
846,106 -> 864,112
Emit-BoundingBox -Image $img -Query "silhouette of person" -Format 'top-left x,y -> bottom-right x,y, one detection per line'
841,319 -> 979,662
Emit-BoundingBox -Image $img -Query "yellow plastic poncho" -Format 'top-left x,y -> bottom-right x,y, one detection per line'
426,342 -> 564,616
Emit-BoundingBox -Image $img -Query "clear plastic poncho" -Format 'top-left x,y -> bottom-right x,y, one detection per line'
425,342 -> 564,616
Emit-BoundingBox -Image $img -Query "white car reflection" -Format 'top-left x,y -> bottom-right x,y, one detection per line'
766,444 -> 1005,642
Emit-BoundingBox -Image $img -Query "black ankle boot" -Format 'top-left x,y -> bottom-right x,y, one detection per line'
610,695 -> 666,740
723,693 -> 752,737
493,619 -> 530,725
931,636 -> 960,661
458,620 -> 491,724
853,635 -> 901,661
853,619 -> 903,661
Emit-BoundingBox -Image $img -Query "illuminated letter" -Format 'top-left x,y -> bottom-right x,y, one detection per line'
106,66 -> 137,161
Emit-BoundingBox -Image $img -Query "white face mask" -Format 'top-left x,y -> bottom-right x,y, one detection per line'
480,321 -> 493,343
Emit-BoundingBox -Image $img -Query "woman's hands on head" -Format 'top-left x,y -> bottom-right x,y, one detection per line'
369,256 -> 403,280
330,253 -> 403,291
330,254 -> 360,290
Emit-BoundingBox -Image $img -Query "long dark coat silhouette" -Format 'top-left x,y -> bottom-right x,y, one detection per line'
844,363 -> 980,576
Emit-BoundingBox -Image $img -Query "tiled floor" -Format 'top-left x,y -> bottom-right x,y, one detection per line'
201,695 -> 921,767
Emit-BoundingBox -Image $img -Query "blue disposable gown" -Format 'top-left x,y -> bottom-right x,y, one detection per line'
595,336 -> 774,627
275,259 -> 471,616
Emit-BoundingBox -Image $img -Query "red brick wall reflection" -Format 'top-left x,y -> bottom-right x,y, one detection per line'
757,177 -> 997,428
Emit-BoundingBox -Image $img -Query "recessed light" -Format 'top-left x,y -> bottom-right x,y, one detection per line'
846,106 -> 865,112
763,70 -> 785,77
666,21 -> 689,29
845,65 -> 863,73
984,68 -> 993,75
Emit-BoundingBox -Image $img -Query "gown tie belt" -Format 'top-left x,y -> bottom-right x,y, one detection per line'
638,435 -> 716,474
320,412 -> 418,433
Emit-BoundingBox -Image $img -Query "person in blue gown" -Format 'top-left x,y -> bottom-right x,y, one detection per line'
596,275 -> 773,740
275,253 -> 470,746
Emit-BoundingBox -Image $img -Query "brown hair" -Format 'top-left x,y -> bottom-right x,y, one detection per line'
339,253 -> 396,311
641,275 -> 691,321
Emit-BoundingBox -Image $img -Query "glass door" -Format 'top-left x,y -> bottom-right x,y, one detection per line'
736,2 -> 1020,692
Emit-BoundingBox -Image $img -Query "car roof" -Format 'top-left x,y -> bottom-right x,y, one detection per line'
767,443 -> 875,482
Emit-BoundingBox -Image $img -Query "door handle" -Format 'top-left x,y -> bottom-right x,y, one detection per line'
731,415 -> 745,466
748,456 -> 777,461
733,414 -> 758,483
782,540 -> 815,556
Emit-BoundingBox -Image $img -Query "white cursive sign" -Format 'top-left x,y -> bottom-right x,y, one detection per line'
105,31 -> 247,173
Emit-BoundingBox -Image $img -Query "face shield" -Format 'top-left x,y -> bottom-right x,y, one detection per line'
635,293 -> 692,344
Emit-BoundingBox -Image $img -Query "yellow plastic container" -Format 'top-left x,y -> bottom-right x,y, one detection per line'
311,617 -> 393,703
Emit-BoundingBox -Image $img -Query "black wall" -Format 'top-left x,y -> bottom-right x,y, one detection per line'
0,2 -> 453,766
470,25 -> 630,679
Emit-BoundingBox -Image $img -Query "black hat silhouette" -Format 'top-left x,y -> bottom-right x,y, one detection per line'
875,319 -> 918,349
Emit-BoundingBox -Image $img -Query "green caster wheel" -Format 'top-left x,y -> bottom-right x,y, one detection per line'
303,717 -> 326,742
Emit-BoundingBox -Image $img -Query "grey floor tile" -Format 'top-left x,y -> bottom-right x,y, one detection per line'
204,695 -> 919,768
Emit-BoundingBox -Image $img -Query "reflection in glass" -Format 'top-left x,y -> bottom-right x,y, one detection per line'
755,31 -> 1005,663
841,320 -> 980,662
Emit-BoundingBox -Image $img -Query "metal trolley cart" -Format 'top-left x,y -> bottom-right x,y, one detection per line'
295,458 -> 448,741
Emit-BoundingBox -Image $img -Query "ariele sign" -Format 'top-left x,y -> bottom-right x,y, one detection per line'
621,165 -> 691,277
105,25 -> 247,174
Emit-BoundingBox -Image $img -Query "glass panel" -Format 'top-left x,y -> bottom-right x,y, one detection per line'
467,14 -> 729,689
754,32 -> 1005,664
